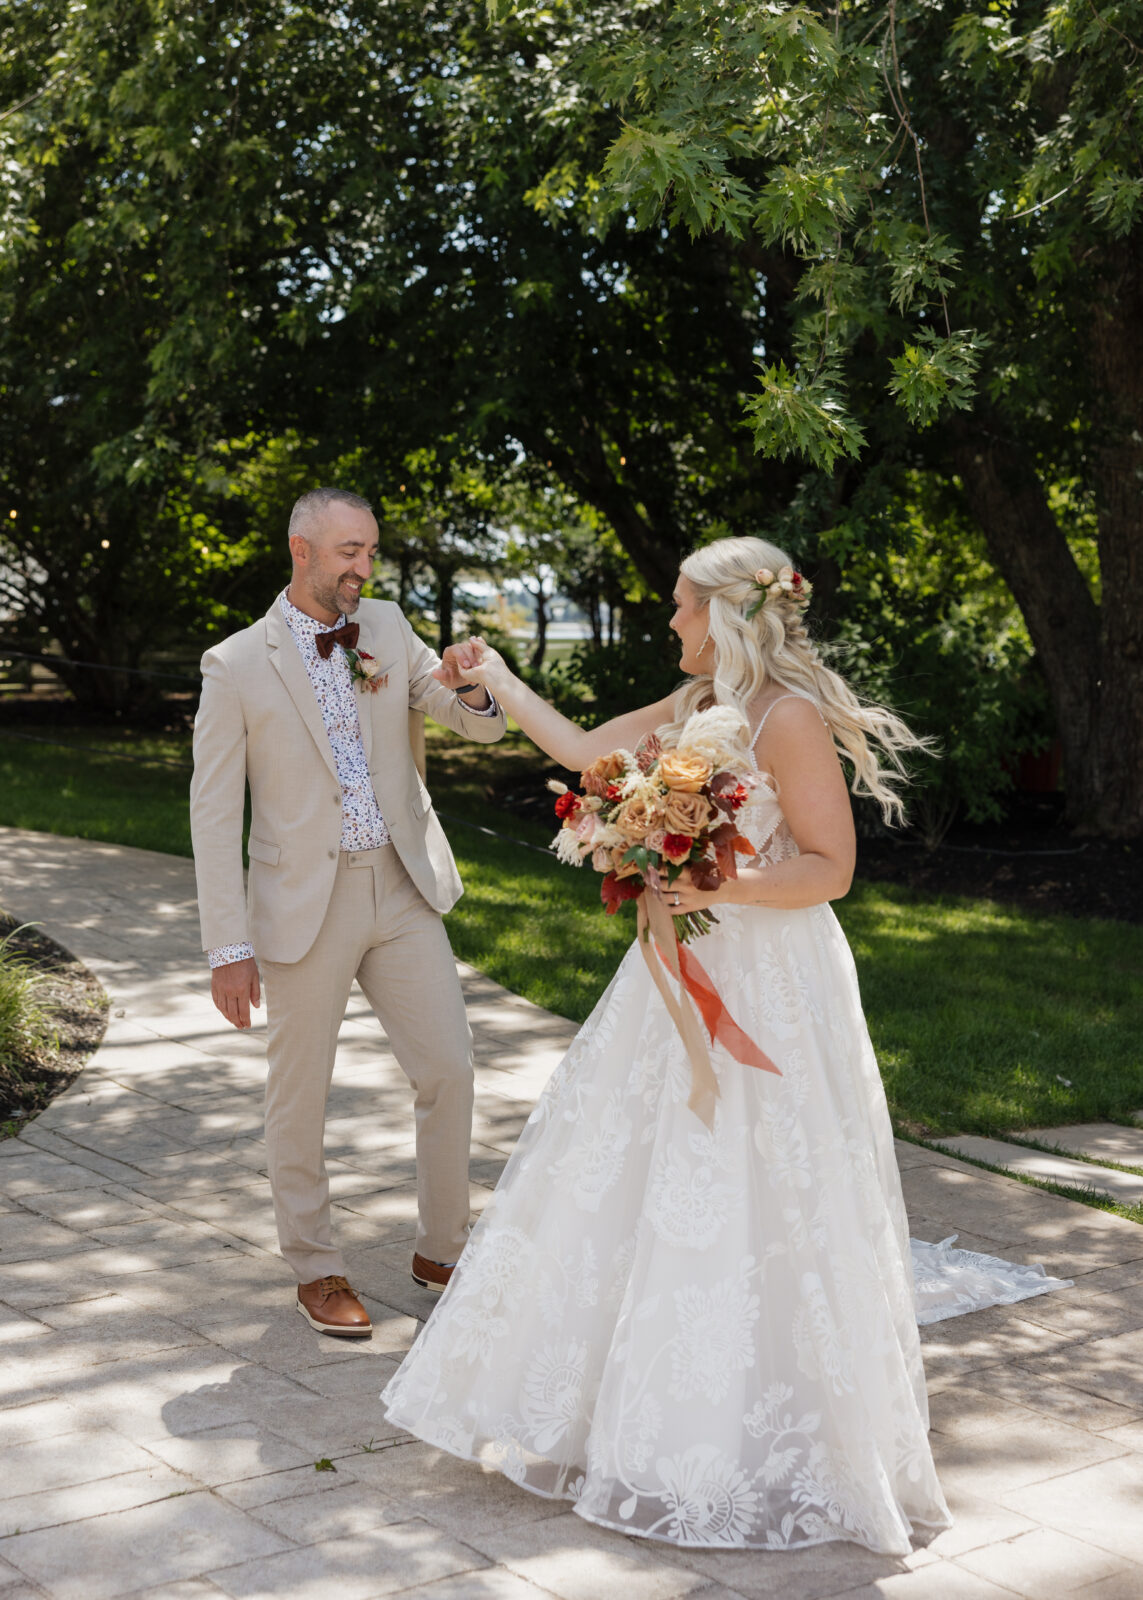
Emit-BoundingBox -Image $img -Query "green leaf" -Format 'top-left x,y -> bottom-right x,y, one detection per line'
887,331 -> 987,428
745,362 -> 867,471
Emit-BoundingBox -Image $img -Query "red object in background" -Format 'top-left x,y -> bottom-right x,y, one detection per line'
1017,740 -> 1063,793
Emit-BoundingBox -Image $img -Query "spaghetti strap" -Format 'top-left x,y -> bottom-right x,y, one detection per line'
749,692 -> 807,749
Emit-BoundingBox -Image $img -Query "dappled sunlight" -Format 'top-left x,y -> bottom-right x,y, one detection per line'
1,826 -> 1142,1597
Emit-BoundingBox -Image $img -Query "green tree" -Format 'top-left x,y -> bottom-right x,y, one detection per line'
493,0 -> 1142,835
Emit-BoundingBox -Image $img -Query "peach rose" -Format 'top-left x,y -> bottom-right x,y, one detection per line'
612,850 -> 642,879
662,789 -> 715,836
616,796 -> 662,840
658,750 -> 713,792
645,828 -> 667,855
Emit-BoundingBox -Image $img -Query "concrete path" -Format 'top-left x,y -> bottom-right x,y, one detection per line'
942,1127 -> 1143,1208
2,826 -> 1143,1600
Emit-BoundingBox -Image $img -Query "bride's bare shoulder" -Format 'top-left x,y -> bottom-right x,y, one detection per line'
747,691 -> 824,745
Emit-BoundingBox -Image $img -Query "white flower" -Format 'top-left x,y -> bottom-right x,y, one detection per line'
448,1304 -> 508,1366
654,1444 -> 760,1545
676,706 -> 750,770
552,1090 -> 633,1212
552,828 -> 588,866
620,1393 -> 663,1475
546,779 -> 569,794
521,1340 -> 588,1451
792,1272 -> 855,1395
669,1271 -> 759,1402
648,1145 -> 737,1249
459,1224 -> 534,1312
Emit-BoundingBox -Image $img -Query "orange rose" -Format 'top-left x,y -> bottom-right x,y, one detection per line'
661,790 -> 715,835
611,850 -> 642,879
658,750 -> 713,792
582,750 -> 628,796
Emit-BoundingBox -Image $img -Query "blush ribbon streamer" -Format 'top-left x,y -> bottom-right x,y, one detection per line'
637,890 -> 780,1128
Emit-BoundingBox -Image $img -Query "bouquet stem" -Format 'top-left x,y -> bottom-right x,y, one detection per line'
674,909 -> 719,942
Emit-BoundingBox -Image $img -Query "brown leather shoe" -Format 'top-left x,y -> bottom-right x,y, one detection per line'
296,1274 -> 372,1337
411,1252 -> 455,1293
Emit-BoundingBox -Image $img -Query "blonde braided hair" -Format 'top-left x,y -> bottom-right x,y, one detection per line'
663,535 -> 929,824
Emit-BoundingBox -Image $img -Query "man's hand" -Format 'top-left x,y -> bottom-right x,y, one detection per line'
211,956 -> 262,1029
434,638 -> 485,689
434,639 -> 491,707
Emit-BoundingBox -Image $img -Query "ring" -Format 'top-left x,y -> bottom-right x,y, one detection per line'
672,895 -> 681,907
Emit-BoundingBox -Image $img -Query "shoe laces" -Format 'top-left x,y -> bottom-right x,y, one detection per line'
314,1274 -> 353,1304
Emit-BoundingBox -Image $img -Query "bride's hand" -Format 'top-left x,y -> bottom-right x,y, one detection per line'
665,866 -> 734,914
433,637 -> 511,693
432,636 -> 509,688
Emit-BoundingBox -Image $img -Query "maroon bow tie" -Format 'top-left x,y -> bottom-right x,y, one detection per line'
315,622 -> 360,660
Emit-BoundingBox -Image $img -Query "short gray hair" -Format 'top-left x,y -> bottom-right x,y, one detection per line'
288,486 -> 373,542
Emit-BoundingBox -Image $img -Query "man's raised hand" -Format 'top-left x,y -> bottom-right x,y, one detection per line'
434,638 -> 488,689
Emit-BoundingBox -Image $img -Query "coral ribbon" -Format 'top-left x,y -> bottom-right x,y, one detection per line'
637,892 -> 780,1129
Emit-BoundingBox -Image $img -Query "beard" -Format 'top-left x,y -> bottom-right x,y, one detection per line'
312,572 -> 362,617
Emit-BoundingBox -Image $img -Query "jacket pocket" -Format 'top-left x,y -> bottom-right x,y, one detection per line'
247,836 -> 281,866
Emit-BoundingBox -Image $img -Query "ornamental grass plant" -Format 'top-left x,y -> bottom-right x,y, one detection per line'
0,922 -> 56,1072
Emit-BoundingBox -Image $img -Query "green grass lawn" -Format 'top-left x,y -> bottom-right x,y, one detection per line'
1,721 -> 1140,1138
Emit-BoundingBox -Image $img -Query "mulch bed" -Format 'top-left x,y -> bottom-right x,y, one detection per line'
854,794 -> 1141,925
0,915 -> 109,1137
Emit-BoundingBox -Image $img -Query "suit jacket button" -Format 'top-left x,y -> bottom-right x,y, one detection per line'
333,793 -> 340,803
328,850 -> 336,860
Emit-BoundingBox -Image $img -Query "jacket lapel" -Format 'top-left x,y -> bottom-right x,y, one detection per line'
265,598 -> 339,781
353,607 -> 401,768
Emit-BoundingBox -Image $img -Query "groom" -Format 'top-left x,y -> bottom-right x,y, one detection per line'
190,486 -> 506,1336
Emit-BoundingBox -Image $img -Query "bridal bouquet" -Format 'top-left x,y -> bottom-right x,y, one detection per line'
547,708 -> 780,1127
548,706 -> 757,943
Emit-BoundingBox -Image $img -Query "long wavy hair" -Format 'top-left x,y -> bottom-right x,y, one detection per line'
662,535 -> 929,824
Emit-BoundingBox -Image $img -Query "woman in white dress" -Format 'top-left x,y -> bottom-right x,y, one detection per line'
381,535 -> 1064,1554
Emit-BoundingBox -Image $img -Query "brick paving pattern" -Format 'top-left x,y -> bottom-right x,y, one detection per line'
1,825 -> 1142,1599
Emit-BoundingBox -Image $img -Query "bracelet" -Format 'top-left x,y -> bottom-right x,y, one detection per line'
455,683 -> 481,695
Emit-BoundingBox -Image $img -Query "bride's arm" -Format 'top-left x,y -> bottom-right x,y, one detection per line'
675,698 -> 856,912
440,642 -> 679,770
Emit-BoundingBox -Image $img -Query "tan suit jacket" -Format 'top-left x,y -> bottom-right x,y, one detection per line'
190,596 -> 506,964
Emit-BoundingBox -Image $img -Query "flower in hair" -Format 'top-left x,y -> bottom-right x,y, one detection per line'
746,564 -> 812,619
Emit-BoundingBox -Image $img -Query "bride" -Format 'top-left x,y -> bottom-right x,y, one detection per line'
381,535 -> 1067,1554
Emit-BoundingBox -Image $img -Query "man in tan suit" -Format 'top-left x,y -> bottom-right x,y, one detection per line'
190,486 -> 506,1336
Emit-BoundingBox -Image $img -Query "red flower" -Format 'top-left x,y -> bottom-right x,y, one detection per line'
554,790 -> 580,821
662,833 -> 694,864
728,783 -> 749,809
601,871 -> 644,914
605,782 -> 623,801
791,571 -> 803,587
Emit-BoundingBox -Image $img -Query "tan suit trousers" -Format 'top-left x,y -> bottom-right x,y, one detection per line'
260,845 -> 473,1283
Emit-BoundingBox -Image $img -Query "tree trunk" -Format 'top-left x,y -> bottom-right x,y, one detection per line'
434,565 -> 455,653
1087,236 -> 1143,837
949,429 -> 1103,825
530,581 -> 548,673
397,547 -> 413,612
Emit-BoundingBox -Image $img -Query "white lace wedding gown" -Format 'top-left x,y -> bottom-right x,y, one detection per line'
382,728 -> 1070,1555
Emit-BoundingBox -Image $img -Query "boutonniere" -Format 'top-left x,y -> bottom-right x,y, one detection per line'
345,648 -> 388,693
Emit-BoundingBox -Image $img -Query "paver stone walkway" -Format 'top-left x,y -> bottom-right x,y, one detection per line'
2,825 -> 1143,1600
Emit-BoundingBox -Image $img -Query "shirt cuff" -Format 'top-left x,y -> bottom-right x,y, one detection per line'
457,690 -> 499,718
208,942 -> 255,968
